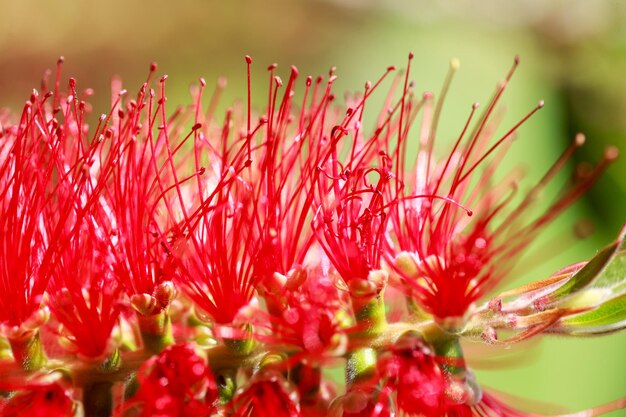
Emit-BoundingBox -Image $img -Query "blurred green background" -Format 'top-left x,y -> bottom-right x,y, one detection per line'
1,0 -> 625,414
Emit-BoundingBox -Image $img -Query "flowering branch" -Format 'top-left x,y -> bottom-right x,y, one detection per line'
0,55 -> 624,417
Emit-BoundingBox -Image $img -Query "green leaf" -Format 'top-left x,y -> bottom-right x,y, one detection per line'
542,224 -> 626,306
559,292 -> 626,333
593,249 -> 626,292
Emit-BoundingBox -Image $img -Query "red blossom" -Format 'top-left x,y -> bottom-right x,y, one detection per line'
387,56 -> 617,322
169,67 -> 263,327
231,372 -> 302,417
99,68 -> 194,300
0,88 -> 59,328
174,172 -> 259,325
311,68 -> 398,286
0,56 -> 623,417
0,59 -> 100,330
46,221 -> 122,358
0,381 -> 75,417
123,343 -> 217,417
253,265 -> 348,360
248,63 -> 323,286
41,90 -> 123,357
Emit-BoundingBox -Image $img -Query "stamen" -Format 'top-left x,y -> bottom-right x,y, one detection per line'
497,132 -> 587,234
245,55 -> 253,162
432,102 -> 479,197
426,58 -> 460,178
452,56 -> 521,192
456,100 -> 544,186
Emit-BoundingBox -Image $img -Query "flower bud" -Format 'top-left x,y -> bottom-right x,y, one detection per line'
155,281 -> 176,309
130,293 -> 159,316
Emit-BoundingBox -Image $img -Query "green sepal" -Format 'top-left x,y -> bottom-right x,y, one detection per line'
217,371 -> 237,404
8,330 -> 47,372
194,325 -> 218,348
223,323 -> 255,355
98,347 -> 122,373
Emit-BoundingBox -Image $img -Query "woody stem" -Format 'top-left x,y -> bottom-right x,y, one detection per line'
81,348 -> 121,417
83,381 -> 114,417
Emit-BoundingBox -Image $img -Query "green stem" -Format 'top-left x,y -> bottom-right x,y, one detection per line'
434,334 -> 465,376
417,321 -> 467,376
345,347 -> 377,388
351,294 -> 387,338
345,291 -> 387,390
8,330 -> 46,371
212,323 -> 255,407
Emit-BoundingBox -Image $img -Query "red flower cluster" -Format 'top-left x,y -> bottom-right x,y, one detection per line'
0,56 -> 623,417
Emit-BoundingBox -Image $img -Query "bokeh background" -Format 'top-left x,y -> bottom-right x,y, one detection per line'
1,0 -> 625,414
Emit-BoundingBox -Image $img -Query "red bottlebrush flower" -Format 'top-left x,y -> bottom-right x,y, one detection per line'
253,265 -> 348,359
387,56 -> 617,324
0,88 -> 61,329
312,159 -> 392,285
1,56 -> 624,417
231,371 -> 302,417
177,60 -> 397,324
99,70 -> 192,300
0,59 -> 100,332
0,381 -> 75,417
174,173 -> 258,326
177,60 -> 349,328
46,221 -> 122,359
123,343 -> 217,417
41,88 -> 123,358
168,68 -> 264,328
248,63 -> 322,286
310,68 -> 398,287
59,66 -> 203,322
